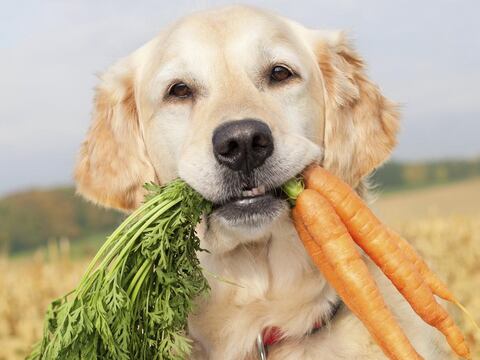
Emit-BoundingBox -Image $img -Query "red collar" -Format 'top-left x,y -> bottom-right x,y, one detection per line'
261,320 -> 323,348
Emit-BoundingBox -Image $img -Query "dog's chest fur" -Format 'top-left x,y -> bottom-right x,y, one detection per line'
189,213 -> 326,357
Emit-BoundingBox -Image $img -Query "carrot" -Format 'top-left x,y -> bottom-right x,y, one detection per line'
303,166 -> 451,298
291,207 -> 350,305
387,228 -> 455,302
302,165 -> 470,359
293,191 -> 422,360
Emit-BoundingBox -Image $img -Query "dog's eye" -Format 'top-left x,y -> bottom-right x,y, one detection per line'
168,82 -> 192,98
270,65 -> 293,82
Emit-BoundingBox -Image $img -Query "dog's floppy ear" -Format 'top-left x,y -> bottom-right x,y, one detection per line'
75,58 -> 156,211
315,31 -> 399,186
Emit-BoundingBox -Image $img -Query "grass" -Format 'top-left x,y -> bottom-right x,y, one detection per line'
0,253 -> 89,360
373,177 -> 480,224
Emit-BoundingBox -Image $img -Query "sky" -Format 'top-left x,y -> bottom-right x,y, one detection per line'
1,0 -> 479,195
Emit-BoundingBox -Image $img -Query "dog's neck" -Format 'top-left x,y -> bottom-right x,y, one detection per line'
191,212 -> 338,358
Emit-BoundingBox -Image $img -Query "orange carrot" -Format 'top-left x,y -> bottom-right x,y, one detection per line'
303,165 -> 451,298
302,165 -> 470,359
292,207 -> 350,305
387,228 -> 455,301
294,190 -> 422,360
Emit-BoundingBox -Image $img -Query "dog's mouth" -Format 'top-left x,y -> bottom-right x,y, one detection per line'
212,183 -> 288,226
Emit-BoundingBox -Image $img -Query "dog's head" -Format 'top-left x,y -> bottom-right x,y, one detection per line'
75,6 -> 398,250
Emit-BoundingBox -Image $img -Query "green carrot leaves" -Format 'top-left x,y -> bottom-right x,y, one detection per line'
29,179 -> 212,360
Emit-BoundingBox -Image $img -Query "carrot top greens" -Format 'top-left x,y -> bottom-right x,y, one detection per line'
28,179 -> 212,360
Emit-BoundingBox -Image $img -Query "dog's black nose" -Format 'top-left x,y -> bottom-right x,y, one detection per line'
212,119 -> 274,172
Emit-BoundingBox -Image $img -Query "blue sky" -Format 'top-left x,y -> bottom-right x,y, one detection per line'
1,0 -> 479,195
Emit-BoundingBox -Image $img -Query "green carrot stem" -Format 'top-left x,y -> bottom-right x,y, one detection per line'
99,200 -> 173,272
127,259 -> 151,298
107,199 -> 181,277
281,177 -> 304,205
83,194 -> 164,276
76,199 -> 178,299
130,261 -> 152,303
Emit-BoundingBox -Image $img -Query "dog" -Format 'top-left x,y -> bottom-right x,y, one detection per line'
74,5 -> 448,359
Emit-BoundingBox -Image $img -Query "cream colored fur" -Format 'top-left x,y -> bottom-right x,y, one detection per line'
75,5 -> 448,359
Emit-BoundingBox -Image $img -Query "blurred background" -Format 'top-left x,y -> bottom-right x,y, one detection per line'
1,1 -> 479,359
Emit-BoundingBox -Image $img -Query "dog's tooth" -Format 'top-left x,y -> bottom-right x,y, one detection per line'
251,186 -> 262,196
242,190 -> 253,197
242,186 -> 266,197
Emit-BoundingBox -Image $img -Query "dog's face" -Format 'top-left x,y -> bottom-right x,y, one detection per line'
75,6 -> 398,250
144,8 -> 326,240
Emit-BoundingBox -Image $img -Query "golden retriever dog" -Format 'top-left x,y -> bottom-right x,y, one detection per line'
74,5 -> 448,359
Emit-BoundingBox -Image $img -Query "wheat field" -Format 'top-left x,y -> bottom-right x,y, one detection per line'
1,180 -> 479,359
